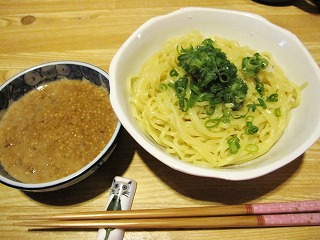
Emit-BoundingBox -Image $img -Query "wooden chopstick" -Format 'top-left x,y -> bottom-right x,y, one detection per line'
15,213 -> 320,229
12,200 -> 320,221
12,200 -> 320,230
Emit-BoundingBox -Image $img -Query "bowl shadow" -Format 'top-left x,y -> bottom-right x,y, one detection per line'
22,129 -> 136,206
137,145 -> 304,205
253,0 -> 319,13
24,129 -> 304,206
294,0 -> 320,13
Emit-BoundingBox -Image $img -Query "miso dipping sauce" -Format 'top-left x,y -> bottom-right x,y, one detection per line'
0,79 -> 118,183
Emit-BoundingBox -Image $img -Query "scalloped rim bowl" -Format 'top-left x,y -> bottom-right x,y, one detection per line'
0,61 -> 121,191
109,8 -> 320,180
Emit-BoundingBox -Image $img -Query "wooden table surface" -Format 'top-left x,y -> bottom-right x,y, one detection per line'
0,1 -> 320,239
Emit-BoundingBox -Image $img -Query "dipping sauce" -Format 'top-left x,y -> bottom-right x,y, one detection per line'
0,79 -> 118,183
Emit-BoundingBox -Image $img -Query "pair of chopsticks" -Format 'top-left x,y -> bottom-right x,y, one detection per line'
12,200 -> 320,229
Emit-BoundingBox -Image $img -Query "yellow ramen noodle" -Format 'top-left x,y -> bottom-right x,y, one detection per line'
0,79 -> 118,183
129,32 -> 301,168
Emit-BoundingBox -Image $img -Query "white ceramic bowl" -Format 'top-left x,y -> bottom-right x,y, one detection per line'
109,8 -> 320,180
0,61 -> 121,191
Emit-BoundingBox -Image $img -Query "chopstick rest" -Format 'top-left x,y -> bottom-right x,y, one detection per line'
96,176 -> 136,240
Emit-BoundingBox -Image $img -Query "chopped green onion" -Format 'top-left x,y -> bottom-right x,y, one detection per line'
160,83 -> 167,91
247,103 -> 258,112
227,136 -> 241,154
245,115 -> 254,122
170,69 -> 179,77
245,121 -> 259,135
220,113 -> 231,124
190,83 -> 201,95
179,98 -> 188,112
247,98 -> 267,112
205,105 -> 215,115
242,53 -> 269,77
167,82 -> 175,89
174,38 -> 247,112
231,109 -> 249,119
205,118 -> 220,128
198,92 -> 214,102
274,107 -> 281,117
174,77 -> 188,99
245,144 -> 259,153
225,103 -> 234,108
254,77 -> 265,96
257,98 -> 267,109
188,92 -> 198,108
267,93 -> 279,102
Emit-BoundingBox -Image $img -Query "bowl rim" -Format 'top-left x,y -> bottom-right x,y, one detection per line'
109,7 -> 320,180
0,60 -> 121,190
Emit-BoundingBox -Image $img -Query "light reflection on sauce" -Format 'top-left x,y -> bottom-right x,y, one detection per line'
0,79 -> 118,183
